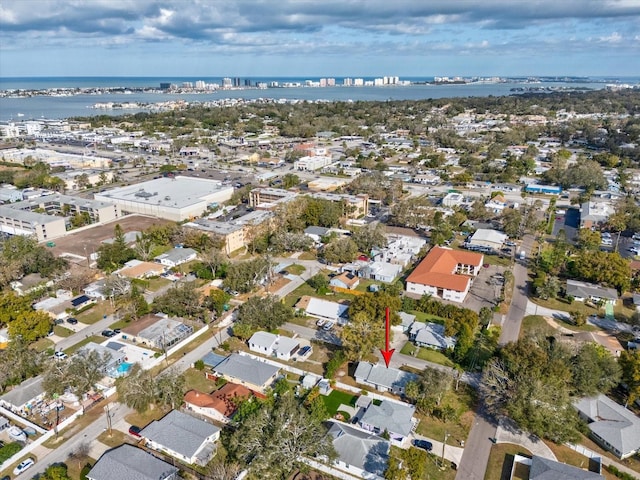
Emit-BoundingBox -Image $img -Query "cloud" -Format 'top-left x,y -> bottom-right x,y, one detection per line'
1,0 -> 639,40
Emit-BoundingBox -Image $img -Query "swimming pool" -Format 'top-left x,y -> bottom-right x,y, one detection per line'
116,362 -> 133,374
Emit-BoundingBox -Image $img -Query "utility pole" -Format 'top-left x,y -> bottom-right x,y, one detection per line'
441,431 -> 450,469
104,403 -> 112,437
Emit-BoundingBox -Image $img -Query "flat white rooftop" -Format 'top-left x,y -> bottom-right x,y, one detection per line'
96,176 -> 232,209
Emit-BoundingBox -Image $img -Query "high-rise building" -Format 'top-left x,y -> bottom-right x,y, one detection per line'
327,78 -> 336,86
222,77 -> 232,88
343,78 -> 352,86
354,78 -> 364,86
195,80 -> 206,89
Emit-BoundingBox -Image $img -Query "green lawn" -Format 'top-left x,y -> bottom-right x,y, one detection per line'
64,335 -> 105,355
31,337 -> 54,353
409,310 -> 447,324
284,282 -> 354,309
414,385 -> 477,443
520,315 -> 555,338
183,368 -> 217,393
283,264 -> 306,275
297,251 -> 317,260
132,276 -> 172,292
53,325 -> 74,337
77,302 -> 113,324
321,389 -> 357,415
400,343 -> 455,367
484,444 -> 532,480
527,299 -> 600,331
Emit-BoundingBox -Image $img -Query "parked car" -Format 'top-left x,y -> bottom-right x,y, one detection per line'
128,425 -> 142,437
53,351 -> 68,360
323,321 -> 335,331
412,439 -> 433,451
298,346 -> 311,356
13,458 -> 35,476
505,240 -> 517,247
316,318 -> 326,327
67,317 -> 78,325
101,329 -> 116,337
629,246 -> 640,255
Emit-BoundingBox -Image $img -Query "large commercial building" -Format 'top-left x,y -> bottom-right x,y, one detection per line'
95,176 -> 234,221
0,194 -> 121,242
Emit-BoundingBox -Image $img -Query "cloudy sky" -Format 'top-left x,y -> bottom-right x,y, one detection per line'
1,0 -> 639,78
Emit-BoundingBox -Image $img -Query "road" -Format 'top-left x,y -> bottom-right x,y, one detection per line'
28,402 -> 132,478
455,234 -> 534,480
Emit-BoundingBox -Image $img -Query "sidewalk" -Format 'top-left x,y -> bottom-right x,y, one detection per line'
495,419 -> 557,461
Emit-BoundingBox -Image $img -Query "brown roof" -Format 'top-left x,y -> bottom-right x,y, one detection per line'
333,272 -> 359,288
630,260 -> 640,271
209,383 -> 252,417
184,390 -> 217,408
118,261 -> 164,279
122,313 -> 165,336
184,383 -> 252,417
406,246 -> 483,292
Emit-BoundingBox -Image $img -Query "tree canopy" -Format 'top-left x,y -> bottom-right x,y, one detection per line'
228,391 -> 335,480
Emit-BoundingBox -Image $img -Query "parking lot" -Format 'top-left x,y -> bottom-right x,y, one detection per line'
48,214 -> 172,258
466,264 -> 505,312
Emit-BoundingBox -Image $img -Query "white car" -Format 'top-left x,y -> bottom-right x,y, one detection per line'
13,458 -> 35,476
316,318 -> 326,327
629,246 -> 640,255
323,321 -> 335,331
53,351 -> 68,360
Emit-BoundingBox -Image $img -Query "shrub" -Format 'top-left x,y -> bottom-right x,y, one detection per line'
194,359 -> 205,371
0,442 -> 22,463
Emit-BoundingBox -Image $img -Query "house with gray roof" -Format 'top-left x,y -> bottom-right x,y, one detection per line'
527,455 -> 603,480
87,444 -> 178,480
395,312 -> 416,333
353,362 -> 418,395
574,394 -> 640,459
328,421 -> 389,480
140,410 -> 220,466
358,399 -> 416,444
0,376 -> 45,413
212,353 -> 280,393
155,247 -> 198,268
410,322 -> 456,351
566,280 -> 618,305
298,296 -> 349,325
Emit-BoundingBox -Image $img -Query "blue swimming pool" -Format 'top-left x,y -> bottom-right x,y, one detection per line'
116,362 -> 133,374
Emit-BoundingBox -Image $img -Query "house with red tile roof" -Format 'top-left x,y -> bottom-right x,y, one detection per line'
405,246 -> 484,303
184,383 -> 252,424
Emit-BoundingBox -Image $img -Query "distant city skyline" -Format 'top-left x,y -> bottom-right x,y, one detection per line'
1,0 -> 639,78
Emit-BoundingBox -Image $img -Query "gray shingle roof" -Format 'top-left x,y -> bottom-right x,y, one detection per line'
353,362 -> 418,391
359,400 -> 416,437
141,410 -> 220,459
328,421 -> 389,476
0,376 -> 44,409
87,444 -> 178,480
213,353 -> 280,388
529,455 -> 603,480
574,394 -> 640,458
566,280 -> 618,301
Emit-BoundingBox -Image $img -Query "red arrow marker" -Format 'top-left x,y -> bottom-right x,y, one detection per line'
380,306 -> 395,368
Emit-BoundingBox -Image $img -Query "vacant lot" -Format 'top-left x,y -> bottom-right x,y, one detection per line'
49,214 -> 172,258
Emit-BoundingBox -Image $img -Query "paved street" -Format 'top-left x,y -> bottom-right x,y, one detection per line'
456,234 -> 534,480
28,402 -> 132,478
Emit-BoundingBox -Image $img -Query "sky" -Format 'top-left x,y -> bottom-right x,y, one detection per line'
0,0 -> 639,78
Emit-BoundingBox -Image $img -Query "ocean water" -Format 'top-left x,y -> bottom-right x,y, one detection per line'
0,76 -> 636,121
